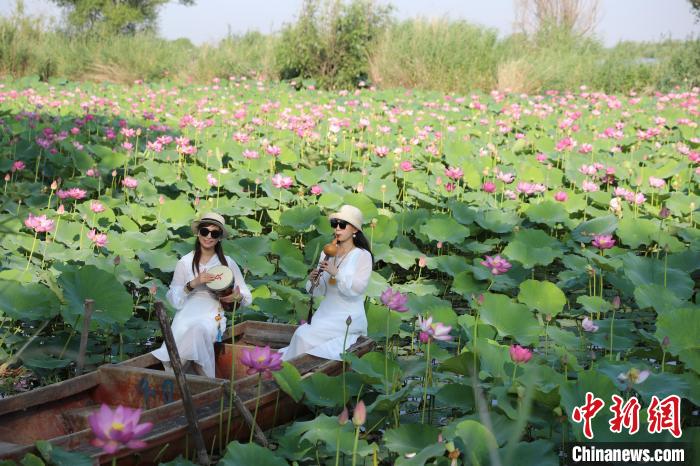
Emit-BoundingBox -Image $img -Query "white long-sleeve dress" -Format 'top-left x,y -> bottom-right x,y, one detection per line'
279,247 -> 372,361
152,251 -> 252,377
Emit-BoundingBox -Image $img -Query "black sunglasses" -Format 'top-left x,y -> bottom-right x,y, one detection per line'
330,219 -> 349,230
199,227 -> 222,239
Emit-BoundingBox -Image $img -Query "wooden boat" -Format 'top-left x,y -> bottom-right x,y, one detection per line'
0,321 -> 374,464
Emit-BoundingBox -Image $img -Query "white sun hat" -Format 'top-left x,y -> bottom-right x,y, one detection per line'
329,204 -> 365,231
191,212 -> 228,238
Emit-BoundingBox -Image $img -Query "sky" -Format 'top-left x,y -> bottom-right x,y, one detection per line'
2,0 -> 698,47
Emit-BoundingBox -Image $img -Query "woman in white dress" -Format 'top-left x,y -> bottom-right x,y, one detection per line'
279,205 -> 373,361
152,212 -> 252,377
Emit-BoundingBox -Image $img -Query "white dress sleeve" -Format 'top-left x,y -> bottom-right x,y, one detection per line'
335,250 -> 372,298
166,257 -> 189,310
227,256 -> 253,307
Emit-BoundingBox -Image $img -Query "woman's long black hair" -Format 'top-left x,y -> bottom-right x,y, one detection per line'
352,230 -> 373,264
191,221 -> 228,275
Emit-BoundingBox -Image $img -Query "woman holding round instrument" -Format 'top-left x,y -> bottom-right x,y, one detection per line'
279,205 -> 373,361
152,212 -> 252,377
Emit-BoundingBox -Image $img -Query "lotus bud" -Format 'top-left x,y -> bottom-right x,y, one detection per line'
612,296 -> 621,309
662,336 -> 670,348
50,180 -> 58,190
346,315 -> 352,326
111,170 -> 117,177
338,406 -> 349,425
4,174 -> 10,182
114,255 -> 121,266
352,400 -> 366,426
659,206 -> 670,219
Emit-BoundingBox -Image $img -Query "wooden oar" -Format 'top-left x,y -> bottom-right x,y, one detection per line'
154,301 -> 210,465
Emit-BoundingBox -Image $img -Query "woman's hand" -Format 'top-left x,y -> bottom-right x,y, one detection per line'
318,260 -> 339,277
219,286 -> 242,304
308,269 -> 321,283
192,271 -> 216,287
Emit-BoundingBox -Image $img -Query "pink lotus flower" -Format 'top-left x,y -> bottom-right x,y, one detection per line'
87,404 -> 153,454
310,185 -> 322,195
352,400 -> 366,426
265,145 -> 281,157
399,161 -> 413,172
239,345 -> 283,378
509,345 -> 533,364
536,153 -> 548,163
418,256 -> 427,268
11,161 -> 25,172
90,201 -> 105,213
648,176 -> 665,188
581,180 -> 599,193
445,166 -> 463,180
591,234 -> 615,250
207,173 -> 218,187
617,368 -> 650,385
380,288 -> 408,312
482,181 -> 496,193
555,137 -> 576,152
417,315 -> 452,343
88,229 -> 108,247
57,188 -> 87,200
582,317 -> 599,332
481,255 -> 512,275
578,143 -> 593,154
271,173 -> 293,189
24,213 -> 54,233
496,172 -> 515,184
242,149 -> 259,159
554,191 -> 568,202
374,146 -> 389,157
121,177 -> 138,189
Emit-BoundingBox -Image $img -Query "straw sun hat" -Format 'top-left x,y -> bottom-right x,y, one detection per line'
191,212 -> 228,238
329,205 -> 365,231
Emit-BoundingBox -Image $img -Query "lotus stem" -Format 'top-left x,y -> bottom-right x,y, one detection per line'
384,310 -> 391,394
351,424 -> 361,466
512,363 -> 518,386
249,373 -> 263,443
342,319 -> 350,404
609,307 -> 616,361
421,340 -> 431,423
24,231 -> 38,271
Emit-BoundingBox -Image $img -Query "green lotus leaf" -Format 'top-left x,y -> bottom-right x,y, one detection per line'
394,443 -> 446,466
438,352 -> 479,377
58,264 -> 133,328
317,191 -> 344,210
137,249 -> 178,273
278,256 -> 307,279
220,441 -> 287,466
373,244 -> 421,269
342,193 -> 378,220
576,295 -> 612,314
384,424 -> 441,456
395,280 -> 439,296
475,209 -> 521,233
524,200 -> 569,227
92,145 -> 126,170
480,293 -> 540,345
622,255 -> 694,301
343,351 -> 401,385
366,271 -> 389,298
451,270 -> 483,297
272,362 -> 304,403
295,166 -> 328,187
517,279 -> 566,317
435,382 -> 475,412
425,255 -> 469,277
160,198 -> 195,227
419,215 -> 470,243
655,307 -> 699,357
237,216 -> 262,233
571,215 -> 618,242
502,440 -> 558,466
0,281 -> 60,321
363,177 -> 399,203
300,372 -> 346,407
279,205 -> 320,230
453,420 -> 499,466
230,236 -> 271,259
634,283 -> 685,313
448,201 -> 477,225
502,229 -> 562,269
616,217 -> 660,248
368,215 -> 398,244
366,303 -> 403,339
